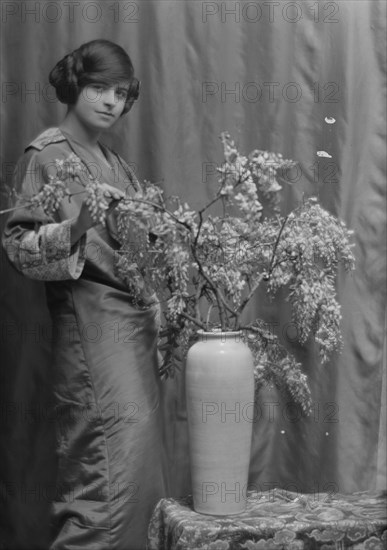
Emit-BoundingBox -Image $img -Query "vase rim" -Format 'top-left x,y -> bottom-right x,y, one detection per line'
197,329 -> 243,337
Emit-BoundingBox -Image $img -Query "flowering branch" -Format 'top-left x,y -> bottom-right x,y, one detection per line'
4,135 -> 355,414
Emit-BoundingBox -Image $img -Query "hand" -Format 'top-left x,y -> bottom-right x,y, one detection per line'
101,183 -> 126,204
101,183 -> 126,218
70,184 -> 125,245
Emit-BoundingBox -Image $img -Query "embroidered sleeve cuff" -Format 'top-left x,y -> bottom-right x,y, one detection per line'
19,219 -> 87,281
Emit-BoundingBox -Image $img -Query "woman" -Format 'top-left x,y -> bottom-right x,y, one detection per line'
2,39 -> 168,550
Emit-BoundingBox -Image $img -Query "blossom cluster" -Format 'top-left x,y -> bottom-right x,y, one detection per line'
26,154 -> 83,217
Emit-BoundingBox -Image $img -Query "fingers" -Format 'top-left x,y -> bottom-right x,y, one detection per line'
101,184 -> 125,202
103,191 -> 123,201
104,190 -> 123,201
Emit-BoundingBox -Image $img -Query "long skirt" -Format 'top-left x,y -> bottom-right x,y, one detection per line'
47,279 -> 168,550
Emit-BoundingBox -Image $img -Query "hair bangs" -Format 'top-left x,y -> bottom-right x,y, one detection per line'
79,72 -> 131,88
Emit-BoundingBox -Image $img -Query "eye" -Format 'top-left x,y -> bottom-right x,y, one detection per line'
89,84 -> 105,93
115,88 -> 128,100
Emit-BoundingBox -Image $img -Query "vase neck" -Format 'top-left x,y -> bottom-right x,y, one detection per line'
197,330 -> 243,342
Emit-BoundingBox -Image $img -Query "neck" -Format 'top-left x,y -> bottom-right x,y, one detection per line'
59,110 -> 100,147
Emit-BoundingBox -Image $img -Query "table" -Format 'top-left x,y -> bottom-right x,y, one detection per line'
147,489 -> 386,549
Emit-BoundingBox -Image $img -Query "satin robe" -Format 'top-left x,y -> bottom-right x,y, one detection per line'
2,128 -> 169,550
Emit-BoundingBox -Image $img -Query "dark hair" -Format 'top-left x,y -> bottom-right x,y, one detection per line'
49,39 -> 139,115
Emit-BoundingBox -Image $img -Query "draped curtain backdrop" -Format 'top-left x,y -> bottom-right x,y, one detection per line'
1,1 -> 386,548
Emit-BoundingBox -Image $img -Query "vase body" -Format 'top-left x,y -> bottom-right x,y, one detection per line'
185,330 -> 255,515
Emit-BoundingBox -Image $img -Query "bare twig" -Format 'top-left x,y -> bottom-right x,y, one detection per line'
180,311 -> 206,330
267,215 -> 289,277
236,273 -> 266,317
120,197 -> 192,231
0,190 -> 86,215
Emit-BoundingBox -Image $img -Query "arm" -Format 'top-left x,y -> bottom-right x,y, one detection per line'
2,149 -> 87,281
3,217 -> 87,281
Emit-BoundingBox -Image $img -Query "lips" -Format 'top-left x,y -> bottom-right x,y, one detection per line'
97,111 -> 114,117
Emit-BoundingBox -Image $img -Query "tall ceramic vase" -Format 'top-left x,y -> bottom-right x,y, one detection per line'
186,330 -> 255,515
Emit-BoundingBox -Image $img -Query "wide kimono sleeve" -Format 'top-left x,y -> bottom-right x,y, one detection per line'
2,147 -> 87,281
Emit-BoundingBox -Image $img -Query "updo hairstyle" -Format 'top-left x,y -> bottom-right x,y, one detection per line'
49,39 -> 139,115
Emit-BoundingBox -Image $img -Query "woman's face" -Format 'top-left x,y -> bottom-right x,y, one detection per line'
71,82 -> 130,131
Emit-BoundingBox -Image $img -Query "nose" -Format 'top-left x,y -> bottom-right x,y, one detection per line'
102,88 -> 117,107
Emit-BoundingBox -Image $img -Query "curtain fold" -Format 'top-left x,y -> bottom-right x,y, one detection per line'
1,1 -> 386,547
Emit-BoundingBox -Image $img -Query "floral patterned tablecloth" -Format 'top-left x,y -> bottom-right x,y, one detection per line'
147,489 -> 387,549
